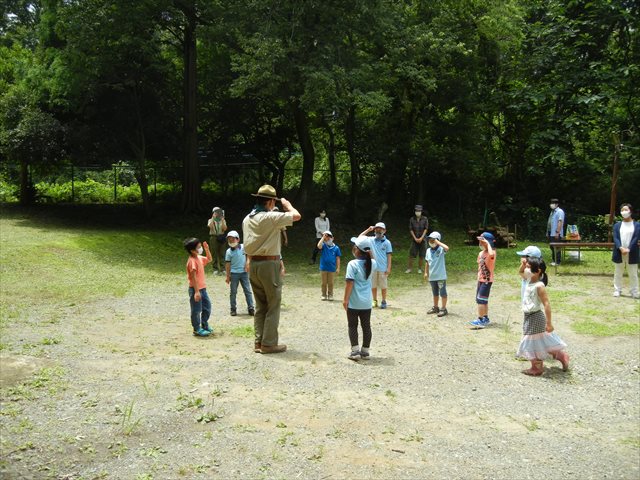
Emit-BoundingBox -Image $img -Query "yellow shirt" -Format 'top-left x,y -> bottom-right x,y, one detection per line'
242,211 -> 294,256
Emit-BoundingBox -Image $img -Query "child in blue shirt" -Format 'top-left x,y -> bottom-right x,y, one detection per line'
343,236 -> 377,361
224,231 -> 255,317
359,222 -> 393,308
423,232 -> 450,317
316,230 -> 341,301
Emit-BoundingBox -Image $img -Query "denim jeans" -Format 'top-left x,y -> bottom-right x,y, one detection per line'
189,287 -> 211,331
230,271 -> 254,311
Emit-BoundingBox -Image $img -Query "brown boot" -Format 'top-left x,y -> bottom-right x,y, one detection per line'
254,342 -> 261,353
260,344 -> 287,354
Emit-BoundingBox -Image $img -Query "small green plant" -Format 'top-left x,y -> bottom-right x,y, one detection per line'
276,421 -> 287,428
176,393 -> 204,412
141,446 -> 167,458
401,430 -> 424,443
308,445 -> 324,461
524,420 -> 540,432
385,389 -> 396,399
276,431 -> 294,447
40,337 -> 61,345
119,400 -> 142,436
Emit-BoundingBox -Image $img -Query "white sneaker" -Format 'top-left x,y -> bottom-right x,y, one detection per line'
404,269 -> 411,274
417,268 -> 422,274
550,262 -> 557,267
613,290 -> 621,297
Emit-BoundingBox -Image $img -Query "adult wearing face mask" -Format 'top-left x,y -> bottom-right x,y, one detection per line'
310,210 -> 330,264
405,205 -> 429,274
546,198 -> 565,266
612,203 -> 640,299
242,185 -> 301,354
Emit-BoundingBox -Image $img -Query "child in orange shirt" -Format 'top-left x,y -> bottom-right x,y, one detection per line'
469,232 -> 496,329
184,238 -> 213,337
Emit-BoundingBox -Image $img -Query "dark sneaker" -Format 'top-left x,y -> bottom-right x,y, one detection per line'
348,350 -> 361,361
230,310 -> 237,316
437,308 -> 448,317
360,350 -> 370,359
380,300 -> 388,309
193,328 -> 210,337
427,306 -> 439,314
248,308 -> 255,316
482,316 -> 490,326
203,325 -> 213,333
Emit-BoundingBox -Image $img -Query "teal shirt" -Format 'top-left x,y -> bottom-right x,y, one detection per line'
345,258 -> 377,309
425,246 -> 447,281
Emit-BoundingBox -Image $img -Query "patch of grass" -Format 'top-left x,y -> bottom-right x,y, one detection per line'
228,325 -> 254,338
385,389 -> 396,399
572,320 -> 639,336
619,437 -> 640,449
524,420 -> 540,432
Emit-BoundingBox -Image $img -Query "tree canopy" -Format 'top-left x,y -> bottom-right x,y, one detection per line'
1,0 -> 638,222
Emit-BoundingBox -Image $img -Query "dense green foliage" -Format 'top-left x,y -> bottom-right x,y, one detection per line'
1,0 -> 638,223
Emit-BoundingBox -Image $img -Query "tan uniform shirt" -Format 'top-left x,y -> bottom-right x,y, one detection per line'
243,211 -> 294,256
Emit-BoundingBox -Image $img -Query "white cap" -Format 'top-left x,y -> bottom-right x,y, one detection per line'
212,206 -> 222,213
516,245 -> 542,258
323,230 -> 333,237
428,231 -> 441,240
226,230 -> 240,238
374,222 -> 386,230
350,235 -> 372,251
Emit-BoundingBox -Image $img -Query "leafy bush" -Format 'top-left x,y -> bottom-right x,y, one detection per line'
0,179 -> 19,202
574,214 -> 611,242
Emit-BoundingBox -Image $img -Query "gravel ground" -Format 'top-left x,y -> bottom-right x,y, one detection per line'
1,270 -> 639,479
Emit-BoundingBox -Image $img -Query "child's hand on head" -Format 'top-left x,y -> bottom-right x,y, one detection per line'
203,241 -> 210,250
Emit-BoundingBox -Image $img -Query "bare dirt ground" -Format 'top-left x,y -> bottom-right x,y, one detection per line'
1,269 -> 639,479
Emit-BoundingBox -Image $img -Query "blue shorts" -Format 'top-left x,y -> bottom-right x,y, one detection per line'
476,281 -> 492,304
430,280 -> 447,298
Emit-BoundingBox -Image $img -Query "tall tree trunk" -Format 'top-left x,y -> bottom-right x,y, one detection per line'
324,122 -> 337,197
19,158 -> 33,206
345,106 -> 358,218
291,100 -> 315,207
180,2 -> 200,213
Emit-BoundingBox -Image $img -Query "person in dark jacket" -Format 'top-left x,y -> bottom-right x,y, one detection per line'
612,203 -> 640,299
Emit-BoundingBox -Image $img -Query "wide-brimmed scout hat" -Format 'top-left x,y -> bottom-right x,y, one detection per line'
251,184 -> 280,200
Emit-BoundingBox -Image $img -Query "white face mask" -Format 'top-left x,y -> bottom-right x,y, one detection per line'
429,241 -> 437,248
621,210 -> 631,219
228,241 -> 238,248
523,267 -> 533,279
375,231 -> 384,238
550,203 -> 557,210
197,246 -> 204,255
326,239 -> 334,246
320,213 -> 326,218
415,211 -> 421,217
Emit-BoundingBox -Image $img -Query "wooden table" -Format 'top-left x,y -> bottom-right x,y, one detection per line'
549,242 -> 614,274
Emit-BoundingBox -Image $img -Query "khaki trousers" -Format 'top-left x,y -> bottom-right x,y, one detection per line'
250,259 -> 282,347
321,271 -> 335,297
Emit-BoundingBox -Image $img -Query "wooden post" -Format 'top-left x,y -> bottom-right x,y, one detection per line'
608,133 -> 620,242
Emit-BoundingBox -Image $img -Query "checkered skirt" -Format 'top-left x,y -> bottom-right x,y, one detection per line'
516,310 -> 567,361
